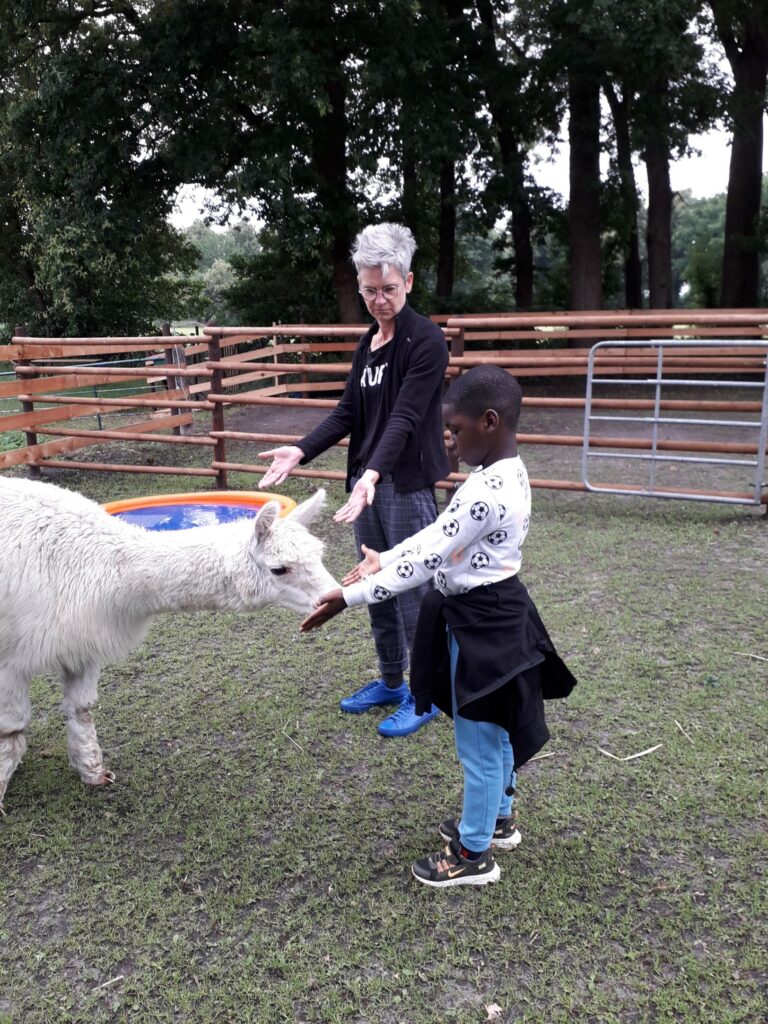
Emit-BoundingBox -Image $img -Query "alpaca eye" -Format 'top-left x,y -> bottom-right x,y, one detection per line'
270,566 -> 288,576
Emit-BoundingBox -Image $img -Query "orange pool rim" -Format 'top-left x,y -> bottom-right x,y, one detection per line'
102,490 -> 297,517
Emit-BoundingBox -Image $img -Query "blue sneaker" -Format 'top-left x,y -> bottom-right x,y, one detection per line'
340,679 -> 409,714
378,695 -> 440,738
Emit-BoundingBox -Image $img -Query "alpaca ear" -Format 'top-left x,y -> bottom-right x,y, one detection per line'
287,488 -> 326,527
252,500 -> 281,544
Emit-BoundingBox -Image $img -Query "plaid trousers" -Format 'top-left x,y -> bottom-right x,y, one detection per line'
351,476 -> 438,683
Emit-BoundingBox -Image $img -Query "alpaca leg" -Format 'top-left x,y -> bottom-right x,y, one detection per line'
0,668 -> 32,811
61,667 -> 114,787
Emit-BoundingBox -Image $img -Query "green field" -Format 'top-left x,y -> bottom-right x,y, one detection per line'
0,457 -> 766,1024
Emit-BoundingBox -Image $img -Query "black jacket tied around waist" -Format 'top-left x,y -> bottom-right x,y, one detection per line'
410,575 -> 577,768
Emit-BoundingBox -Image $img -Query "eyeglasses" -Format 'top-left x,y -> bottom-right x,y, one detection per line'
359,284 -> 401,301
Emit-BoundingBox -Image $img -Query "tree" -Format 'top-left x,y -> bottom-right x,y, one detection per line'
0,3 -> 196,337
147,0 -> 379,323
710,1 -> 768,307
225,223 -> 340,326
594,2 -> 721,309
528,0 -> 605,312
367,1 -> 484,304
603,80 -> 643,307
672,190 -> 726,306
631,6 -> 721,308
184,220 -> 260,272
440,0 -> 559,310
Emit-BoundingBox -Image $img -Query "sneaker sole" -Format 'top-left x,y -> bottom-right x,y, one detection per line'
411,862 -> 501,887
438,825 -> 522,850
340,702 -> 402,714
377,709 -> 440,737
378,720 -> 439,737
491,831 -> 523,851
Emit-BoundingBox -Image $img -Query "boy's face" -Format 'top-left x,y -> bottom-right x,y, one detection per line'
443,405 -> 492,468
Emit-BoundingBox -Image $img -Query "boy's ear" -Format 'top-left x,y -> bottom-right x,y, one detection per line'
484,409 -> 500,431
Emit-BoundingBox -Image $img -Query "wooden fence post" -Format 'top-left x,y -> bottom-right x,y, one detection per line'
206,331 -> 228,490
446,325 -> 464,480
450,325 -> 465,359
14,325 -> 41,479
300,349 -> 308,399
162,321 -> 182,437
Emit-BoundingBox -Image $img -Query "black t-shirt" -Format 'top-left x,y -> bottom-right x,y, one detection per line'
353,343 -> 391,476
296,303 -> 450,493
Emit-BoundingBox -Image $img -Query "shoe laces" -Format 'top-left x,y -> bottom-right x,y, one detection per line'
387,693 -> 415,722
360,678 -> 388,695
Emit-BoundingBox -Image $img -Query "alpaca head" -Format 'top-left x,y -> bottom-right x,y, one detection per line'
248,489 -> 338,613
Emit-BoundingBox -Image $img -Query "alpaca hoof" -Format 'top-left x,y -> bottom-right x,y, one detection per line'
85,769 -> 115,787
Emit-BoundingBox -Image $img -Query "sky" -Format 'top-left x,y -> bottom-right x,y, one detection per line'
532,121 -> 768,200
169,121 -> 767,230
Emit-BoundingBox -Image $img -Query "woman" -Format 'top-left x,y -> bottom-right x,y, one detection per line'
259,222 -> 449,737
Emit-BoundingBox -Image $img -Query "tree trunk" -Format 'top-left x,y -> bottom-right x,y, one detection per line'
332,240 -> 363,323
568,72 -> 603,313
312,74 -> 361,323
719,37 -> 768,306
604,81 -> 643,308
401,146 -> 419,234
470,0 -> 534,309
436,158 -> 456,298
644,131 -> 673,308
503,132 -> 534,311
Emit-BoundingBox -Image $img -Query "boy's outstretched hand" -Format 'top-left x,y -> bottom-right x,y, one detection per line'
341,544 -> 381,586
300,590 -> 347,632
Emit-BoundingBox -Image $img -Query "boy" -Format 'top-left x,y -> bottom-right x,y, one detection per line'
301,366 -> 577,887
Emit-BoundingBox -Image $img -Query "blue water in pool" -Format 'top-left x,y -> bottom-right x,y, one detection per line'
113,502 -> 260,531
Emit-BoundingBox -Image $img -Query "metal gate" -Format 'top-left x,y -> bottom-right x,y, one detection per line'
582,339 -> 768,506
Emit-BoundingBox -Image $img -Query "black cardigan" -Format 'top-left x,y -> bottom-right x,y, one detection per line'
296,303 -> 450,493
410,576 -> 578,768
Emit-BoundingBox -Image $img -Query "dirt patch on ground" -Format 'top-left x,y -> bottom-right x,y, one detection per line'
227,401 -> 329,438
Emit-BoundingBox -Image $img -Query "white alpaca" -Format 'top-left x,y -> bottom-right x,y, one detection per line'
0,477 -> 338,810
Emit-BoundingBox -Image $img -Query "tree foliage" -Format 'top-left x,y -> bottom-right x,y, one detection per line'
0,1 -> 765,333
0,2 -> 197,337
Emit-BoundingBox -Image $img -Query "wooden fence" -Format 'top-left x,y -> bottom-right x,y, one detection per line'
1,311 -> 766,505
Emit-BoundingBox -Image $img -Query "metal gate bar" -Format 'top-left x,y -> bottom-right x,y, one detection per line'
582,339 -> 768,506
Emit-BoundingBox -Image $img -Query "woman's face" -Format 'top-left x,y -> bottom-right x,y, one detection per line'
358,265 -> 413,323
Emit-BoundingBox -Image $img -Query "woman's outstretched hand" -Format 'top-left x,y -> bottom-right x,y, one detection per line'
258,445 -> 304,488
300,590 -> 347,632
341,544 -> 381,586
333,470 -> 379,524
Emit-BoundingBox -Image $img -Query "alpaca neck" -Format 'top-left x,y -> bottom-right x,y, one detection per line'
123,527 -> 255,616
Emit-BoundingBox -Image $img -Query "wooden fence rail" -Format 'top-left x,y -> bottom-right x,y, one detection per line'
0,312 -> 766,505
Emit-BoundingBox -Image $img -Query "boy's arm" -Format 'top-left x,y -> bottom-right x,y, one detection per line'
342,483 -> 493,607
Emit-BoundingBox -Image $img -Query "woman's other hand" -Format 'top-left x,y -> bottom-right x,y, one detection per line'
333,470 -> 379,524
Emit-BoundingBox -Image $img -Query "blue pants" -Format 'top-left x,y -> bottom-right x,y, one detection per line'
352,477 -> 438,682
450,630 -> 516,852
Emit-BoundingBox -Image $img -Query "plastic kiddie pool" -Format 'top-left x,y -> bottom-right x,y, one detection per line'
102,491 -> 296,531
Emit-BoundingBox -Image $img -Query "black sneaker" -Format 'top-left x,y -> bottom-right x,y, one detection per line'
411,836 -> 500,888
439,812 -> 522,851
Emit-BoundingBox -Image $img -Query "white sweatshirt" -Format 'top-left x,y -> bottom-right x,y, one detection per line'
343,456 -> 531,607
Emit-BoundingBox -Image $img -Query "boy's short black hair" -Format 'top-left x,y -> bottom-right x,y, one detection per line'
444,365 -> 523,429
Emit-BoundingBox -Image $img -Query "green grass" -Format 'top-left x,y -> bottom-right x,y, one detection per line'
0,456 -> 766,1024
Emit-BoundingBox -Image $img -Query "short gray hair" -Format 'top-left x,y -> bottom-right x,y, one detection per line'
351,223 -> 417,281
